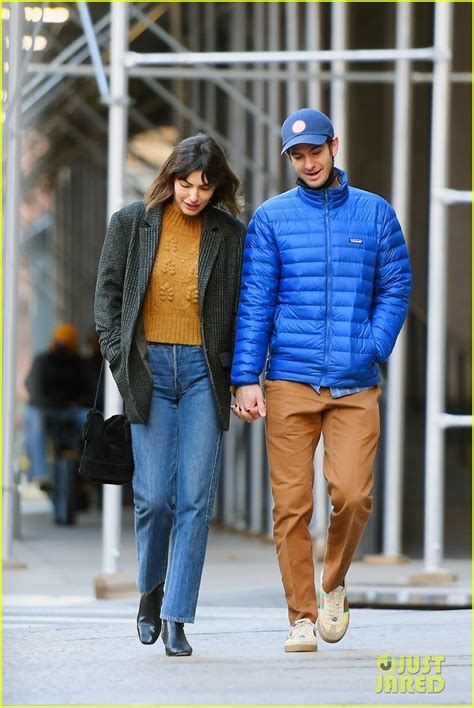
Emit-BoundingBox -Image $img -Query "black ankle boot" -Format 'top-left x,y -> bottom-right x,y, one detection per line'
161,620 -> 192,656
136,583 -> 164,645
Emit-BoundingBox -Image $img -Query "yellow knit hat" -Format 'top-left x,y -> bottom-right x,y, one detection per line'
50,324 -> 79,353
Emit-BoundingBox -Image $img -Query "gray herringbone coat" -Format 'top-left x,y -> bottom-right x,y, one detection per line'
94,200 -> 245,429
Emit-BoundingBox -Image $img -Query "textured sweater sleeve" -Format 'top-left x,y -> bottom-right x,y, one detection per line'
371,203 -> 412,361
94,211 -> 129,363
231,208 -> 280,385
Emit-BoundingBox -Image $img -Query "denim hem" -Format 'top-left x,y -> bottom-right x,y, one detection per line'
137,579 -> 165,596
161,614 -> 195,624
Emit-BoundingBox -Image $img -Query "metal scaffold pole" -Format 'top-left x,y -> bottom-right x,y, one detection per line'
305,2 -> 322,109
422,1 -> 453,576
306,1 -> 326,559
248,2 -> 266,535
382,1 -> 413,561
330,2 -> 348,167
267,3 -> 280,195
2,2 -> 23,564
101,1 -> 129,577
286,2 -> 299,113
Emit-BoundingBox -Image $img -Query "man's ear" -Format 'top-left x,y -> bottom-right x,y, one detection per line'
330,137 -> 339,158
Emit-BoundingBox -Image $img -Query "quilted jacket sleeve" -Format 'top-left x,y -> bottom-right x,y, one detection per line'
371,203 -> 412,362
231,208 -> 280,385
94,211 -> 128,364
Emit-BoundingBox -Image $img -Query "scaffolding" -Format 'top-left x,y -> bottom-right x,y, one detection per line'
2,2 -> 471,582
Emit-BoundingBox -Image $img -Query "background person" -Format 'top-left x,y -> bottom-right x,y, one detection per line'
95,134 -> 245,657
23,324 -> 91,488
230,108 -> 412,653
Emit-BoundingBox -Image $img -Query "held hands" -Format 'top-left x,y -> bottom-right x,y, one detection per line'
231,384 -> 266,423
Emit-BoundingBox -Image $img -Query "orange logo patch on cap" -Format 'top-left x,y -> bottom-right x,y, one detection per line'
292,120 -> 306,134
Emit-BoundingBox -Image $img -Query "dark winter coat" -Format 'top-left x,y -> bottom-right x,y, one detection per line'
25,350 -> 91,408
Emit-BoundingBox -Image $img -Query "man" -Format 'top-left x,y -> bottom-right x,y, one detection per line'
23,324 -> 91,486
230,108 -> 411,653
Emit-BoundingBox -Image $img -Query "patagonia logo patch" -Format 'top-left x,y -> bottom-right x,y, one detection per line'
349,237 -> 363,245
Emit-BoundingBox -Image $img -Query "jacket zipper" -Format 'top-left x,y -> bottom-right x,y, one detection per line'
322,190 -> 332,380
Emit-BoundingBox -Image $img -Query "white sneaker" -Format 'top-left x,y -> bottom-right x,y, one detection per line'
317,571 -> 350,643
284,618 -> 317,653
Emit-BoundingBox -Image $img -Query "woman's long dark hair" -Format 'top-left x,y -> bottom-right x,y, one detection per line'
144,134 -> 243,215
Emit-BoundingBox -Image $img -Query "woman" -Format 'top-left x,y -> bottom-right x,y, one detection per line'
94,134 -> 245,656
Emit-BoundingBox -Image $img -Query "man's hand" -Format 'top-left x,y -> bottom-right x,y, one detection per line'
231,384 -> 266,423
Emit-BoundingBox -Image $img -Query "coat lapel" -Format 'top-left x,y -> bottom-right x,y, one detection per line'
199,208 -> 223,310
137,204 -> 164,305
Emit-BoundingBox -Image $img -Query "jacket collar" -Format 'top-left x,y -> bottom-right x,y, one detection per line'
140,202 -> 164,227
297,168 -> 349,209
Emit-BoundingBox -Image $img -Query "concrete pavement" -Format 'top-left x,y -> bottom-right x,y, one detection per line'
2,494 -> 472,706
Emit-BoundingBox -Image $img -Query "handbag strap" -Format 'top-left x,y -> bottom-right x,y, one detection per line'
93,357 -> 106,410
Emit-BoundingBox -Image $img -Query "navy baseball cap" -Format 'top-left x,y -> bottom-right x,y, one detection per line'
281,108 -> 334,154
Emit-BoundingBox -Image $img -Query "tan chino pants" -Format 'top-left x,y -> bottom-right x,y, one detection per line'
264,381 -> 381,625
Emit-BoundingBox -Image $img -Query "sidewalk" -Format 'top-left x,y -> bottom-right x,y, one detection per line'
5,492 -> 471,607
2,495 -> 472,706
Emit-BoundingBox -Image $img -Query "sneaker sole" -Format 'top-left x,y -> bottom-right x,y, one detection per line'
284,642 -> 317,653
316,616 -> 349,644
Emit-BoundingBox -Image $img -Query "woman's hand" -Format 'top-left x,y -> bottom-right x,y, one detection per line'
231,384 -> 266,423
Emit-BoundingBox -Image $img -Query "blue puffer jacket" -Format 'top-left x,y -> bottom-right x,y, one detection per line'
231,170 -> 412,388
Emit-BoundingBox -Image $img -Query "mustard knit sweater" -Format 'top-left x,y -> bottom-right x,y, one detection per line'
142,203 -> 202,344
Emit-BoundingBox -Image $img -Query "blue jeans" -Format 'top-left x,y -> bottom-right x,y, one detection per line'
23,405 -> 88,481
131,344 -> 223,623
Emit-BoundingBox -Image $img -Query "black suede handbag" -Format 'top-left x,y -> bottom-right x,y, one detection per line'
78,359 -> 134,485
